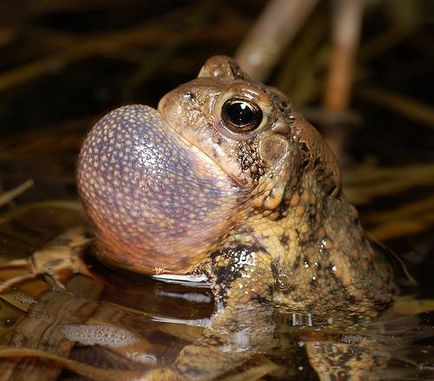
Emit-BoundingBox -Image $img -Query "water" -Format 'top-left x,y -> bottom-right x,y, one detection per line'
0,203 -> 432,380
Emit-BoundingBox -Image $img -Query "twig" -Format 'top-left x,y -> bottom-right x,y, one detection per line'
0,21 -> 247,93
360,28 -> 412,64
234,0 -> 319,81
0,346 -> 140,381
323,0 -> 364,158
0,180 -> 34,207
274,17 -> 326,104
344,163 -> 434,204
368,194 -> 434,222
363,195 -> 434,240
324,0 -> 364,111
344,163 -> 434,240
357,85 -> 434,128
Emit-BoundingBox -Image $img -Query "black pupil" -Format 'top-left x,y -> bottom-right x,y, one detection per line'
226,101 -> 254,126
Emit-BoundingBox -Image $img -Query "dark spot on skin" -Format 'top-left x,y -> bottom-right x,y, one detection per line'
300,142 -> 309,152
307,204 -> 317,226
268,90 -> 294,119
234,242 -> 267,254
279,234 -> 289,247
3,318 -> 16,328
313,158 -> 320,169
297,231 -> 314,247
229,61 -> 247,80
278,285 -> 296,295
374,298 -> 394,311
237,225 -> 254,236
184,91 -> 196,100
327,185 -> 337,197
337,346 -> 364,365
292,259 -> 300,271
349,315 -> 361,325
211,243 -> 267,304
271,260 -> 279,279
252,283 -> 274,305
280,100 -> 289,110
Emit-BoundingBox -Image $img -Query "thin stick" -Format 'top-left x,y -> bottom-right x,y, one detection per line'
366,194 -> 434,240
0,21 -> 246,93
0,259 -> 28,268
344,163 -> 434,204
323,0 -> 364,157
0,274 -> 37,293
357,85 -> 434,128
0,179 -> 33,207
324,0 -> 364,111
235,0 -> 319,81
0,346 -> 140,381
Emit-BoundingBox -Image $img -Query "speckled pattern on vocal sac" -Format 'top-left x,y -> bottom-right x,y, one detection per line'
78,104 -> 245,274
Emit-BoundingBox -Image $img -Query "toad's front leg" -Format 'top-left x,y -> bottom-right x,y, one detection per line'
0,227 -> 93,293
144,240 -> 281,381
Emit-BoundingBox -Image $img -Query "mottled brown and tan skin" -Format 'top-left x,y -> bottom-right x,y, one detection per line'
77,56 -> 398,380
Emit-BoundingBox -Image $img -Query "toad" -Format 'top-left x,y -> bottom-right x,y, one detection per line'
75,56 -> 397,380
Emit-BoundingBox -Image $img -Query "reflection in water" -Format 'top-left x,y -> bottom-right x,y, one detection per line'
0,206 -> 432,380
62,324 -> 142,348
0,264 -> 433,380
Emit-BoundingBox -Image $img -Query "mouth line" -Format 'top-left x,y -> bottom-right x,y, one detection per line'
186,137 -> 251,190
161,115 -> 254,191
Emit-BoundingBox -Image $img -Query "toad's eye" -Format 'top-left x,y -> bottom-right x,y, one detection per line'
221,98 -> 263,133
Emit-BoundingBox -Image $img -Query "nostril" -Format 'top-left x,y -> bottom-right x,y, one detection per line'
271,118 -> 290,135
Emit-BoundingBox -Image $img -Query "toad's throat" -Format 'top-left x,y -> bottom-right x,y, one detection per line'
77,105 -> 248,275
